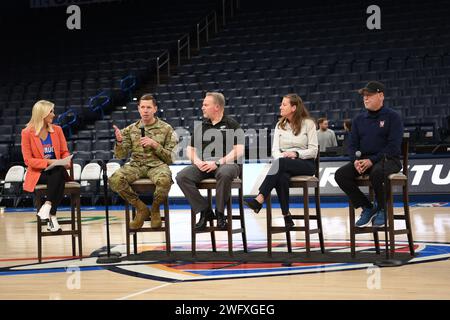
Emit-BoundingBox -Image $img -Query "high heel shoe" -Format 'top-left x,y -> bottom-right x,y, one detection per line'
284,214 -> 295,230
244,198 -> 262,213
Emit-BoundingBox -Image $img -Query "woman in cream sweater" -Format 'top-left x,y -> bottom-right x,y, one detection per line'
245,94 -> 318,228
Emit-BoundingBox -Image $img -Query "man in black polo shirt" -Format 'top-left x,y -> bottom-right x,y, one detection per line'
176,92 -> 244,230
335,81 -> 403,228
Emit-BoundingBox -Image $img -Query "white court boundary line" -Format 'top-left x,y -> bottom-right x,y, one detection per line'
116,283 -> 173,300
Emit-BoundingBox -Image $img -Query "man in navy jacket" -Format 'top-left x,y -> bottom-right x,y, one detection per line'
335,81 -> 403,227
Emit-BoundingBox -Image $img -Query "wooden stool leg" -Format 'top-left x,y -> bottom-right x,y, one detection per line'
227,197 -> 233,256
125,202 -> 130,256
76,194 -> 82,260
402,184 -> 415,256
239,188 -> 248,252
208,189 -> 216,252
129,207 -> 137,254
349,203 -> 356,258
133,234 -> 138,254
284,192 -> 292,253
164,199 -> 171,255
210,215 -> 217,252
373,231 -> 380,254
315,186 -> 325,253
70,195 -> 76,257
191,209 -> 196,257
132,218 -> 138,254
285,228 -> 292,253
37,216 -> 43,263
387,186 -> 396,256
368,186 -> 380,254
36,194 -> 43,263
303,187 -> 310,255
267,196 -> 272,257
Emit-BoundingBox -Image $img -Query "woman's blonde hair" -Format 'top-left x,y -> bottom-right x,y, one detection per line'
278,94 -> 310,136
26,100 -> 55,135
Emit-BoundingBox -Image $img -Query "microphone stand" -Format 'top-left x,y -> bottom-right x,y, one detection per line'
374,154 -> 403,267
96,159 -> 122,264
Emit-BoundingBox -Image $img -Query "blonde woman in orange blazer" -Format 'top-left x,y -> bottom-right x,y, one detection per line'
21,100 -> 71,232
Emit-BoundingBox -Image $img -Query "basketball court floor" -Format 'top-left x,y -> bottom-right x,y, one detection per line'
1,204 -> 450,300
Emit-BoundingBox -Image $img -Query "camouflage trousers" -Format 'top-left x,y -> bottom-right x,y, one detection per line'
109,163 -> 172,212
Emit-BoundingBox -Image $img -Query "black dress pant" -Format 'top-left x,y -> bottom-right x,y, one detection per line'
259,157 -> 315,215
37,166 -> 67,216
334,158 -> 402,210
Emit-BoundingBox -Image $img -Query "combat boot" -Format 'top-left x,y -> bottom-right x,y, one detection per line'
130,201 -> 150,230
150,208 -> 162,228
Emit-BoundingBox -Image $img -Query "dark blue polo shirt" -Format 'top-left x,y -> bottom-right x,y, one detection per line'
348,106 -> 403,163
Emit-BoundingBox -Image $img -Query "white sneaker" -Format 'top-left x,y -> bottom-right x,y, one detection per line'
47,215 -> 61,232
37,203 -> 52,220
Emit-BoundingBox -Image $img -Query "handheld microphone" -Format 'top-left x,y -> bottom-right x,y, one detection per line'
355,151 -> 361,160
140,126 -> 145,138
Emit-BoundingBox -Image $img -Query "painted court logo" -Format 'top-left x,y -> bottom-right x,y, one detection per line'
105,241 -> 449,282
3,240 -> 449,282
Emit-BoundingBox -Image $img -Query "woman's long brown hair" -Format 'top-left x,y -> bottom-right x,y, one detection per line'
277,94 -> 310,136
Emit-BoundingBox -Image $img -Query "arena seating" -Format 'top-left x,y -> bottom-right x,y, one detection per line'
145,0 -> 450,159
0,0 -> 220,165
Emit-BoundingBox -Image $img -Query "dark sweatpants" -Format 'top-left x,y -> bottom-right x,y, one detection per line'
334,158 -> 402,210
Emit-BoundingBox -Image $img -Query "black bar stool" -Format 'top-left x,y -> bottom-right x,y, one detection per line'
124,179 -> 171,256
348,138 -> 415,257
191,166 -> 247,257
35,165 -> 82,263
266,154 -> 325,256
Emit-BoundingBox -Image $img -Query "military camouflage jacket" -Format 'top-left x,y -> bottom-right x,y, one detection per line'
114,118 -> 177,167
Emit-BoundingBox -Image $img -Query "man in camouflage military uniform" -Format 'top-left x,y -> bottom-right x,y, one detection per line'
109,94 -> 177,229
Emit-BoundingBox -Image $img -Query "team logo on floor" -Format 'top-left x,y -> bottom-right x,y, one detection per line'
104,241 -> 450,282
3,240 -> 449,282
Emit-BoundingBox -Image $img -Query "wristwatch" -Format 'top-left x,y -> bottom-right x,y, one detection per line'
215,160 -> 221,167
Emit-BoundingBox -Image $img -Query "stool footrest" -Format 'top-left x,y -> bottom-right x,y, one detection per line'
394,229 -> 411,235
202,216 -> 242,220
41,230 -> 79,237
354,226 -> 387,233
130,227 -> 166,233
39,220 -> 77,226
291,215 -> 320,220
353,226 -> 412,234
269,226 -> 294,233
269,226 -> 320,234
195,227 -> 245,234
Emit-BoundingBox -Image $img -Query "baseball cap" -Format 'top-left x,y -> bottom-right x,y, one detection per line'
358,81 -> 385,94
